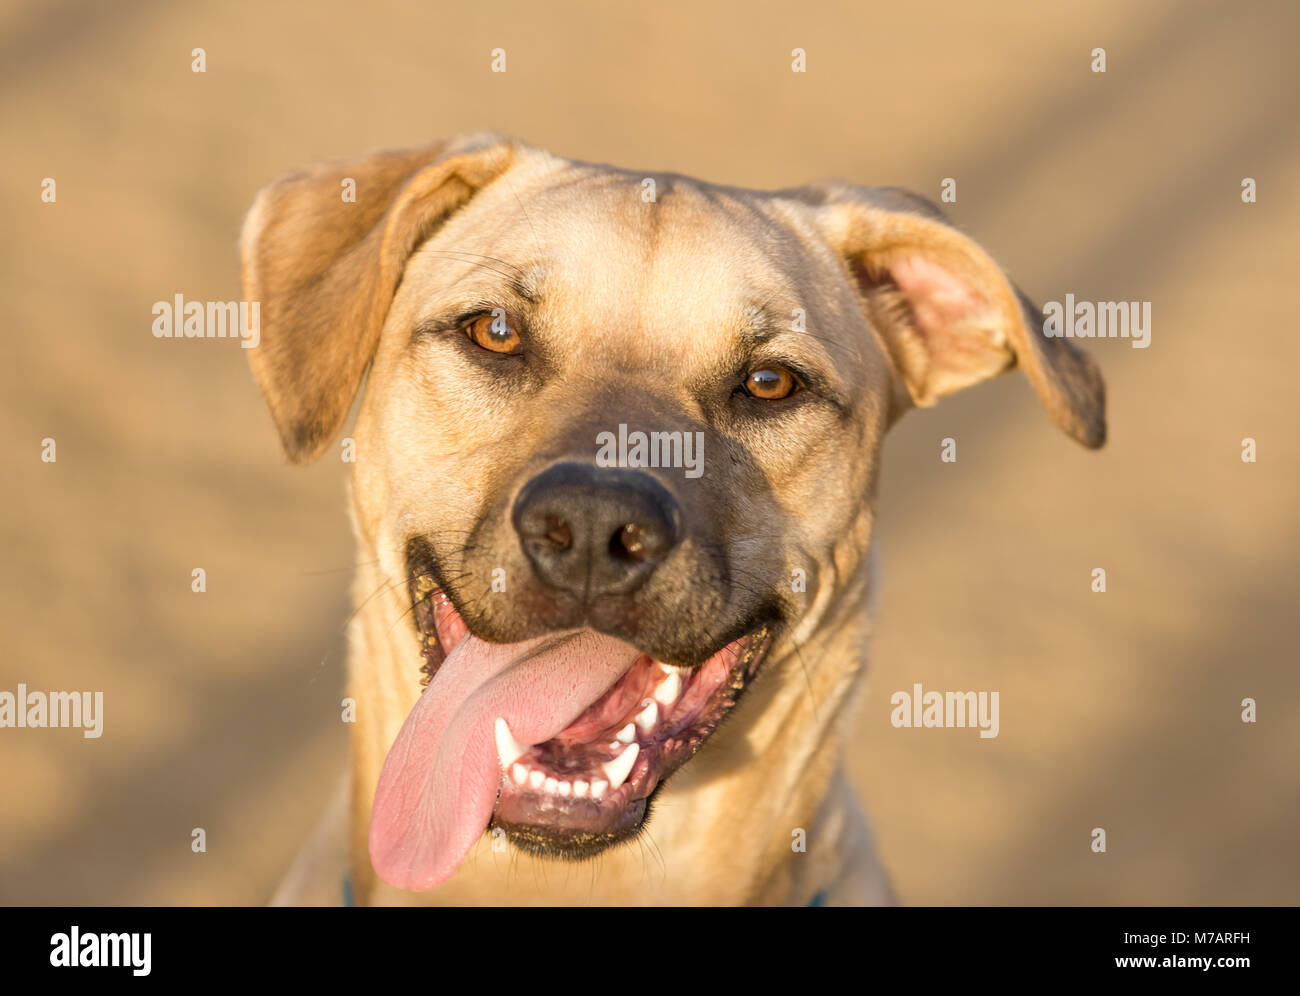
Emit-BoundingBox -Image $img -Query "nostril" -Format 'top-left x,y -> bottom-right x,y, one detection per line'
610,523 -> 646,561
512,463 -> 681,596
542,515 -> 573,550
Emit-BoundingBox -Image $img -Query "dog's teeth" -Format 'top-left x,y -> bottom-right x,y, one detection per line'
544,777 -> 559,794
590,778 -> 609,799
558,780 -> 571,797
494,717 -> 527,768
653,670 -> 681,706
529,770 -> 545,790
573,780 -> 589,799
602,743 -> 639,791
616,723 -> 636,744
635,699 -> 658,731
511,763 -> 527,785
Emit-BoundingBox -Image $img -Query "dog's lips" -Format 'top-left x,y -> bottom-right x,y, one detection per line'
491,630 -> 769,852
413,580 -> 467,684
370,579 -> 771,890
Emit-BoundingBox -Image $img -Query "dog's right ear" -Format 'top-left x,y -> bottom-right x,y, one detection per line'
240,137 -> 517,462
796,182 -> 1105,448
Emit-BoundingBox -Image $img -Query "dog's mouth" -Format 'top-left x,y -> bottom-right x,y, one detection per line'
491,627 -> 770,857
366,575 -> 772,892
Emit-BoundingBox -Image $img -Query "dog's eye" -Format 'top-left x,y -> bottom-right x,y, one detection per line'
464,313 -> 522,355
744,366 -> 799,400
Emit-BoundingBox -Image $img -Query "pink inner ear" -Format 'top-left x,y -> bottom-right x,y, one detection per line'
888,254 -> 981,339
869,252 -> 1013,404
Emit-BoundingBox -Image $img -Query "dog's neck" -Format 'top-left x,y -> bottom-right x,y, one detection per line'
341,551 -> 879,905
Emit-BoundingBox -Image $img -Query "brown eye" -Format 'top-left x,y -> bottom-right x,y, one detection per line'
744,366 -> 798,400
465,312 -> 522,355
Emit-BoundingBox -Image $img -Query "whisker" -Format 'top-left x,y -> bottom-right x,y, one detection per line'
292,557 -> 382,577
408,248 -> 522,282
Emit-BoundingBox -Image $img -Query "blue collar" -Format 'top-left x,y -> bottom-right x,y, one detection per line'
344,875 -> 826,907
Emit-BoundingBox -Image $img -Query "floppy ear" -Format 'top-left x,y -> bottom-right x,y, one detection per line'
240,136 -> 517,462
806,184 -> 1105,448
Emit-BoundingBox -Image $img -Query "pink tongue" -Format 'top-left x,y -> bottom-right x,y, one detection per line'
368,629 -> 641,892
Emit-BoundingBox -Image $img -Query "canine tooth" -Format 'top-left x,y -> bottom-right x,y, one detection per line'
653,670 -> 681,706
511,763 -> 527,785
558,781 -> 571,797
616,723 -> 636,744
544,777 -> 559,794
590,778 -> 609,799
635,699 -> 658,731
573,780 -> 589,798
494,717 -> 527,768
602,743 -> 639,791
528,770 -> 544,790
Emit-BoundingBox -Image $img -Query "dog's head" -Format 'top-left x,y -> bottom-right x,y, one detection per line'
241,135 -> 1104,891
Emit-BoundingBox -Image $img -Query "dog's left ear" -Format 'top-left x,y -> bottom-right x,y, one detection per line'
804,184 -> 1105,448
240,136 -> 517,462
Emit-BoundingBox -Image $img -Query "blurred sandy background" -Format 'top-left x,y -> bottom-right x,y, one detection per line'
1,0 -> 1296,904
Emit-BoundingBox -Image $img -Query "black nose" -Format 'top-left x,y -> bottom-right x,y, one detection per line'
512,463 -> 681,599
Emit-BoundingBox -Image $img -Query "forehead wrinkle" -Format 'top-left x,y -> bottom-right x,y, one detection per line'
500,179 -> 665,356
434,173 -> 856,373
741,297 -> 863,369
512,262 -> 547,303
721,300 -> 844,388
741,301 -> 795,347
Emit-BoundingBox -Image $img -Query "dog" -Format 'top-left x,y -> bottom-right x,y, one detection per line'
241,134 -> 1105,906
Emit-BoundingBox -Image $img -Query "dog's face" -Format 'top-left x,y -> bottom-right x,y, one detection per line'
241,136 -> 1103,891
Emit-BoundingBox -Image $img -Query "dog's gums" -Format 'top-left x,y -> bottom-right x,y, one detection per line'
406,572 -> 772,861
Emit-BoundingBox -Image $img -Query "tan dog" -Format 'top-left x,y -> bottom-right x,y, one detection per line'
242,134 -> 1104,906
